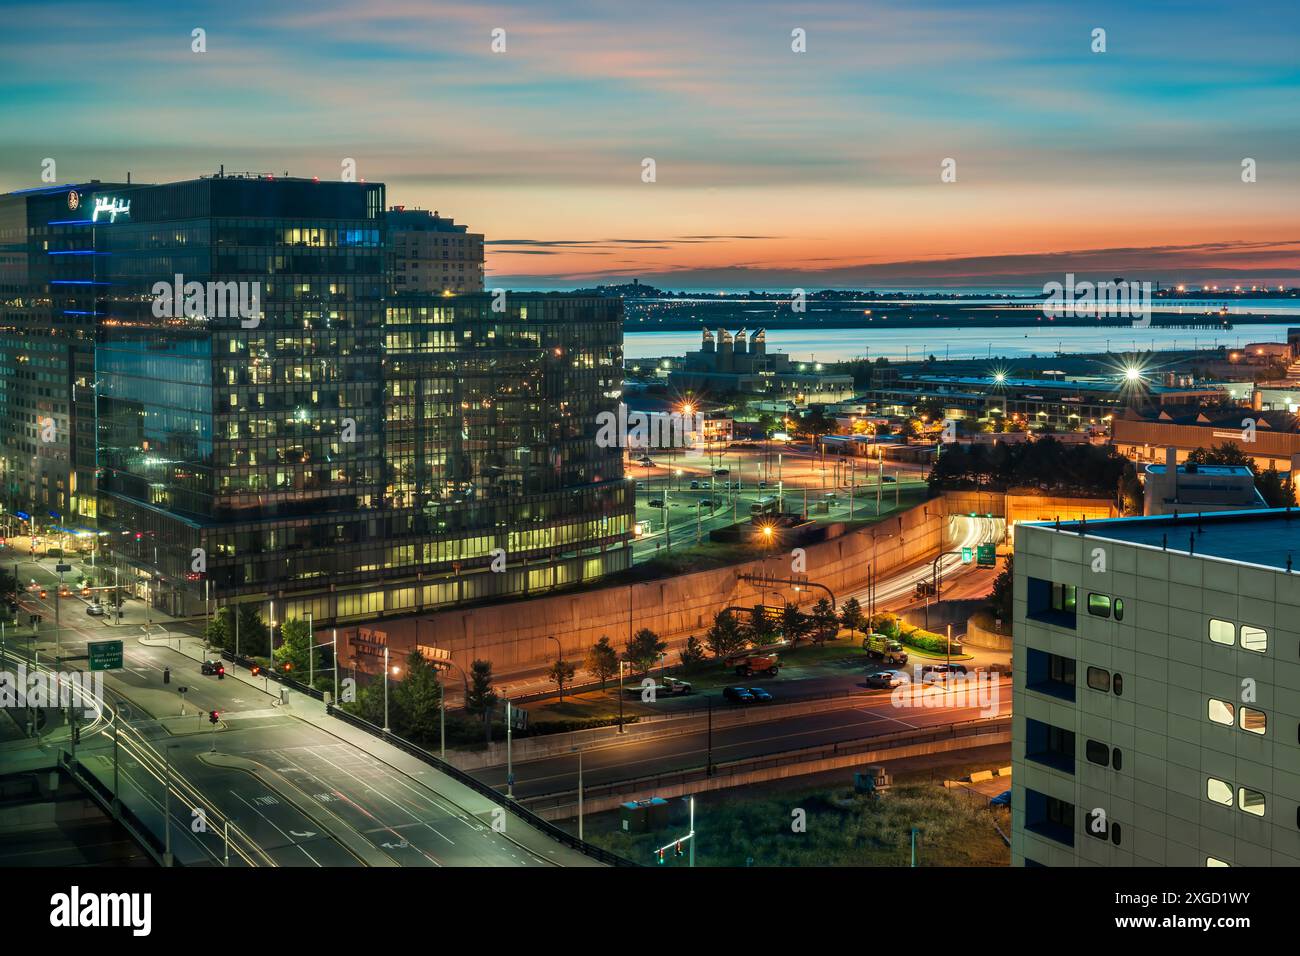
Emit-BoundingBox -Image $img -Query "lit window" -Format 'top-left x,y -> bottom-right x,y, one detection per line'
1241,625 -> 1267,654
1209,619 -> 1234,645
1207,778 -> 1233,805
1239,707 -> 1267,735
1087,593 -> 1111,618
1238,788 -> 1266,817
1206,857 -> 1230,867
1208,698 -> 1235,725
1086,667 -> 1111,692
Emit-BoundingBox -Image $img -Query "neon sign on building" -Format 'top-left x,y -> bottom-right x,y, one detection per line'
91,196 -> 130,223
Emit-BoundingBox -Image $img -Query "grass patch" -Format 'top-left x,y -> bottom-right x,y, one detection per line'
578,779 -> 1010,867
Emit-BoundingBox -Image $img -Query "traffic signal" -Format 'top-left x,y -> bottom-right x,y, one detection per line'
208,710 -> 220,725
282,662 -> 292,673
675,840 -> 684,858
656,849 -> 665,865
216,664 -> 225,679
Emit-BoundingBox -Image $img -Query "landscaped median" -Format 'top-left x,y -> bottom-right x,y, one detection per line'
868,612 -> 970,661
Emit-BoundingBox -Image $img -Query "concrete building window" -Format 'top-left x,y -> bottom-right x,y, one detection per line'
1208,698 -> 1235,725
1087,593 -> 1111,617
1114,598 -> 1124,621
1209,618 -> 1235,645
1207,857 -> 1231,867
1113,673 -> 1123,696
1112,747 -> 1123,770
1238,788 -> 1266,817
1239,707 -> 1267,735
1241,625 -> 1267,654
1027,577 -> 1077,629
1111,823 -> 1121,846
1086,666 -> 1111,692
1085,740 -> 1109,765
1025,789 -> 1075,847
1027,718 -> 1076,773
1026,648 -> 1076,701
1207,778 -> 1233,805
1052,582 -> 1077,613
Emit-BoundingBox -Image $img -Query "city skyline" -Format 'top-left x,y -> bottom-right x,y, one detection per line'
2,0 -> 1298,289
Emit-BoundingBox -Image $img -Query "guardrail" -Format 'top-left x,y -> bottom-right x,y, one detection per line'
520,715 -> 1012,813
325,703 -> 637,867
220,649 -> 325,701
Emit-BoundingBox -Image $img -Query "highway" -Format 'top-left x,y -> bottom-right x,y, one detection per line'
475,677 -> 1012,801
4,559 -> 600,867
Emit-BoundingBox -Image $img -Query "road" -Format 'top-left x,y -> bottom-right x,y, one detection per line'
3,566 -> 600,867
474,677 -> 1012,801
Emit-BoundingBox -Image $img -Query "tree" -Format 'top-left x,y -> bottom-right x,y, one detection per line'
547,658 -> 577,701
465,659 -> 498,743
810,598 -> 839,645
391,650 -> 443,745
746,604 -> 780,646
780,602 -> 811,648
679,635 -> 707,670
234,604 -> 269,657
1118,461 -> 1144,515
988,553 -> 1014,625
1187,443 -> 1252,467
705,609 -> 747,660
584,636 -> 619,689
274,617 -> 311,676
205,606 -> 232,652
840,597 -> 865,642
625,627 -> 667,675
1256,467 -> 1294,508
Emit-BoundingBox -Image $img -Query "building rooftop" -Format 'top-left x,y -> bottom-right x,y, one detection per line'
1044,508 -> 1300,571
891,373 -> 1218,396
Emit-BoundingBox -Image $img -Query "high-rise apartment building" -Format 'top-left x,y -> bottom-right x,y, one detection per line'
387,206 -> 484,294
0,176 -> 631,623
1012,508 -> 1300,866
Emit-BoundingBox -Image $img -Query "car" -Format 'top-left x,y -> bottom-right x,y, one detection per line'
881,475 -> 897,483
200,659 -> 226,678
989,790 -> 1011,808
661,677 -> 693,695
722,686 -> 755,703
699,499 -> 714,508
648,498 -> 664,508
58,586 -> 71,598
747,687 -> 773,702
865,669 -> 907,689
637,456 -> 654,466
713,468 -> 730,477
757,480 -> 767,489
922,662 -> 968,676
85,603 -> 105,617
689,479 -> 701,489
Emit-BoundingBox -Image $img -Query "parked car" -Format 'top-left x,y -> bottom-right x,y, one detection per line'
989,790 -> 1011,808
200,659 -> 226,678
722,686 -> 755,704
865,669 -> 907,689
85,602 -> 105,617
747,687 -> 773,703
881,475 -> 897,483
689,479 -> 701,489
922,662 -> 968,676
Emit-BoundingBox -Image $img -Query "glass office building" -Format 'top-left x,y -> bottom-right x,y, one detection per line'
0,175 -> 632,622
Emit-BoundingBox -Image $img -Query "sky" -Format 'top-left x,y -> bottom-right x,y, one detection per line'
2,0 -> 1298,290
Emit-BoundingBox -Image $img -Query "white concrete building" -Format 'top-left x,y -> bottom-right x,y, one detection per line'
1012,508 -> 1300,866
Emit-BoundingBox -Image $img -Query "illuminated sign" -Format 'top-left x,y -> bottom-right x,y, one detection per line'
67,190 -> 80,211
91,196 -> 130,223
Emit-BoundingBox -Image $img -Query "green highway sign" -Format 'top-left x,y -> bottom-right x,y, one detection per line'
88,639 -> 123,672
977,543 -> 996,567
961,547 -> 973,564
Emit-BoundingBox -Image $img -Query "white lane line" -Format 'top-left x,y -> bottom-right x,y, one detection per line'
227,788 -> 322,867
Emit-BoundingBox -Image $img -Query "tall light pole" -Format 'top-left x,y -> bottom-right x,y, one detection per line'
382,645 -> 391,732
332,627 -> 338,704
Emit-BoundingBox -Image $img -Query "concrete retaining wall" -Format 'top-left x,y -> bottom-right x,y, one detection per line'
349,499 -> 948,673
965,612 -> 1013,651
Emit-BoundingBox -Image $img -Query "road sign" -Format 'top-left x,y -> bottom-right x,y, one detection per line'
961,547 -> 973,564
977,543 -> 996,567
88,639 -> 123,671
55,563 -> 72,573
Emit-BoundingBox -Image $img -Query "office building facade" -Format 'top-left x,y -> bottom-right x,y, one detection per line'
0,176 -> 631,622
1013,509 -> 1300,866
386,206 -> 484,294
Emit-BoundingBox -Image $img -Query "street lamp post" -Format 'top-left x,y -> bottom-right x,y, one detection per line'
382,645 -> 391,732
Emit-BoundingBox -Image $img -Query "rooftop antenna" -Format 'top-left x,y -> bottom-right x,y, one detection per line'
1161,533 -> 1167,551
1288,553 -> 1293,574
1189,532 -> 1195,556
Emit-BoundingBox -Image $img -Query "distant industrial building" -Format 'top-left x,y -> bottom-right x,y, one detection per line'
1113,408 -> 1300,472
649,328 -> 855,404
857,373 -> 1224,433
1142,448 -> 1267,516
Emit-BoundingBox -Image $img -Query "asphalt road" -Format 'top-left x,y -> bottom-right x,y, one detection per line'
474,677 -> 1011,800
